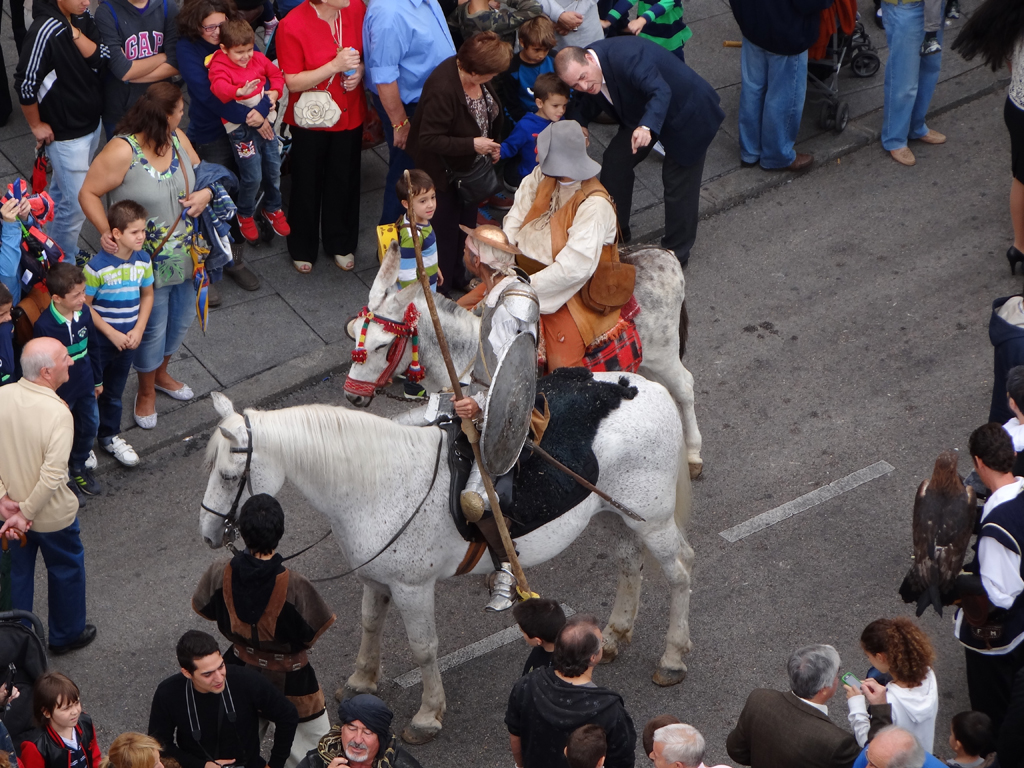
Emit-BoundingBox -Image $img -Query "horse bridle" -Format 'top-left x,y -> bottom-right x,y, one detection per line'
201,413 -> 254,551
344,303 -> 425,398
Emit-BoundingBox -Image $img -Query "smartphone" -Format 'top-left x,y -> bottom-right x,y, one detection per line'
1,663 -> 15,701
841,671 -> 861,689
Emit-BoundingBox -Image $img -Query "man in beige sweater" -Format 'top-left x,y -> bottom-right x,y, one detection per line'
0,337 -> 96,654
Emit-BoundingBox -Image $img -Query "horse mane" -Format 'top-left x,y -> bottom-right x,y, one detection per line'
207,404 -> 439,493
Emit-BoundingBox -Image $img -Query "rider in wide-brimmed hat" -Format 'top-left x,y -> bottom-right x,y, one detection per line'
502,120 -> 634,374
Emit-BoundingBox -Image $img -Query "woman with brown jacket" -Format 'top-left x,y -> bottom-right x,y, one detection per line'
407,31 -> 510,294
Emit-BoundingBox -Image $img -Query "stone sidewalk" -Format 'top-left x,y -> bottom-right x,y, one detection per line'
0,0 -> 1006,463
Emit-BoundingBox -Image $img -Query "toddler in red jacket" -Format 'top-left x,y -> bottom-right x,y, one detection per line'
20,672 -> 102,768
208,19 -> 290,243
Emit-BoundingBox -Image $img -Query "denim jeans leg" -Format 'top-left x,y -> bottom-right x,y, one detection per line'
164,280 -> 197,359
259,133 -> 283,213
37,520 -> 87,646
738,37 -> 768,165
45,122 -> 102,258
229,125 -> 262,217
759,50 -> 807,168
909,22 -> 943,139
96,338 -> 135,441
68,395 -> 100,470
373,94 -> 418,225
9,534 -> 39,615
882,1 -> 924,150
135,284 -> 170,373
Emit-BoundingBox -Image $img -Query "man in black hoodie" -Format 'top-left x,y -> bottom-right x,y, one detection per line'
15,0 -> 108,261
506,614 -> 637,768
729,0 -> 834,172
192,494 -> 336,768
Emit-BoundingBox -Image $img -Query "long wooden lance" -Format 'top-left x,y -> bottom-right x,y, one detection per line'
403,171 -> 532,599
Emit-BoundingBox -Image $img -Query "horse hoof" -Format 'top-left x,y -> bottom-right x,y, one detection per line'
688,461 -> 703,480
599,643 -> 618,664
401,723 -> 441,745
652,666 -> 687,686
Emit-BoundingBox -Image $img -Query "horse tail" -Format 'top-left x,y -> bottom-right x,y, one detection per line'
673,446 -> 692,531
678,299 -> 688,360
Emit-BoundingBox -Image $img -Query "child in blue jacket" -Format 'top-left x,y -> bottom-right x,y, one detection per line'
500,73 -> 569,188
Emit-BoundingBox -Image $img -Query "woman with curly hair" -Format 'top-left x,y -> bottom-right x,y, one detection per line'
953,0 -> 1024,274
844,617 -> 939,751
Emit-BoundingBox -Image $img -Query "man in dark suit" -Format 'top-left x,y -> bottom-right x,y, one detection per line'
726,644 -> 861,768
554,39 -> 724,268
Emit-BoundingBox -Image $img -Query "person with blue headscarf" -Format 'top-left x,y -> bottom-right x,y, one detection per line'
296,695 -> 423,768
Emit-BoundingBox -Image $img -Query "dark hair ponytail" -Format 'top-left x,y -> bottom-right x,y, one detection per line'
952,0 -> 1024,71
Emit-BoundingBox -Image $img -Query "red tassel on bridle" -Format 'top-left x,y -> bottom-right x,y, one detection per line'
346,303 -> 426,395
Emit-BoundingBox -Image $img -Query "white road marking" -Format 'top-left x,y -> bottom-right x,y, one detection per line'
718,461 -> 895,543
393,605 -> 575,688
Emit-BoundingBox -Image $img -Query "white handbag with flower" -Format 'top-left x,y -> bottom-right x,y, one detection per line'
293,74 -> 342,129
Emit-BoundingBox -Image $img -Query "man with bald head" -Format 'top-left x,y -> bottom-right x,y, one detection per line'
0,337 -> 96,654
506,614 -> 636,768
852,726 -> 945,768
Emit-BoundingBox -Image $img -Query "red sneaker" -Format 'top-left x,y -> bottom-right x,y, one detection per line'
238,214 -> 259,243
263,208 -> 291,237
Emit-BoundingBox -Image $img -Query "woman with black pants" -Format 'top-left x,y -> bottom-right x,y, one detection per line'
276,0 -> 365,273
408,31 -> 510,294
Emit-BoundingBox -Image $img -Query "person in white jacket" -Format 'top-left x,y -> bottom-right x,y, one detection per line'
844,617 -> 940,753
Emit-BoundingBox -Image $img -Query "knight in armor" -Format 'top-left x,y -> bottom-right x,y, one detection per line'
451,225 -> 539,612
503,120 -> 640,374
192,494 -> 336,768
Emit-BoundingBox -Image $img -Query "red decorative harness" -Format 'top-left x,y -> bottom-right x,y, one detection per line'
344,303 -> 426,397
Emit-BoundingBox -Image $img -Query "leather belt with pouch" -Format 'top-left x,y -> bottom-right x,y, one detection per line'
234,644 -> 309,672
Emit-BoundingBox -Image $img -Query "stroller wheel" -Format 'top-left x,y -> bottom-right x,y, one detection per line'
834,102 -> 850,133
818,103 -> 835,131
852,50 -> 881,78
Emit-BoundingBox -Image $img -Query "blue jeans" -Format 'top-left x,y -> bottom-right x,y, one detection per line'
134,280 -> 196,373
94,335 -> 135,441
881,0 -> 943,150
64,393 -> 99,470
11,517 -> 87,646
46,122 -> 102,259
738,38 -> 807,169
228,124 -> 283,217
372,94 -> 418,225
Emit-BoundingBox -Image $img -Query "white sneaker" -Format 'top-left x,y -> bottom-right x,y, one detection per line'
85,450 -> 97,470
652,140 -> 666,157
102,435 -> 140,467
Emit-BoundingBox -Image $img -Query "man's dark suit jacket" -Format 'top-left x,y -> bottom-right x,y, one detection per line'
570,36 -> 724,168
726,689 -> 860,768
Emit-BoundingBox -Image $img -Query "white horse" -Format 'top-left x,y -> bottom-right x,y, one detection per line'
200,384 -> 694,744
343,244 -> 704,478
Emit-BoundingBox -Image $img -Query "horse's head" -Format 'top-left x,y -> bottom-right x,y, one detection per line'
344,243 -> 425,407
200,392 -> 283,549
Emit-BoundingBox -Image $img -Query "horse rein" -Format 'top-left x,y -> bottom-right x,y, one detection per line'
200,413 -> 255,553
201,412 -> 445,581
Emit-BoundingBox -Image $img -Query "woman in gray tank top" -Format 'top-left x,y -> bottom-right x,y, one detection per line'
80,82 -> 212,432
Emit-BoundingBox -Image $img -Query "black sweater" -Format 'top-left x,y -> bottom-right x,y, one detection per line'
15,0 -> 109,140
506,667 -> 636,768
148,666 -> 298,768
728,0 -> 835,56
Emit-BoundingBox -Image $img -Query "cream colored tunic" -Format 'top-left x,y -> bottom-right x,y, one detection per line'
503,166 -> 617,314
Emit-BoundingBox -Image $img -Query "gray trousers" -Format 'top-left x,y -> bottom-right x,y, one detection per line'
923,0 -> 942,33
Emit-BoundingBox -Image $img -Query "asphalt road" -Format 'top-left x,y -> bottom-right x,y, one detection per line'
37,89 -> 1017,767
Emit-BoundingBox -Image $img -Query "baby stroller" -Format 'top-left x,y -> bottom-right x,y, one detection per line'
807,0 -> 881,133
0,609 -> 48,743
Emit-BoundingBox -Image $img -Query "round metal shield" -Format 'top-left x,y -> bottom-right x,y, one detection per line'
479,332 -> 537,476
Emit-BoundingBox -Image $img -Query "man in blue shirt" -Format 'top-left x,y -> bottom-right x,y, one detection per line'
363,0 -> 454,225
852,727 -> 944,768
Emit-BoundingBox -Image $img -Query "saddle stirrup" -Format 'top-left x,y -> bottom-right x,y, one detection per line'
486,562 -> 516,612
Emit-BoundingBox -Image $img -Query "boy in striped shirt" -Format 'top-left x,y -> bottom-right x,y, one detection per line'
602,0 -> 691,63
83,200 -> 154,467
395,170 -> 441,398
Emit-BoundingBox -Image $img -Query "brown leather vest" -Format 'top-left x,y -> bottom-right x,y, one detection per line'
517,177 -> 625,346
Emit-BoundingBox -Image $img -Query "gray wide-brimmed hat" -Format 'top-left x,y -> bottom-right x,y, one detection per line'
536,120 -> 602,181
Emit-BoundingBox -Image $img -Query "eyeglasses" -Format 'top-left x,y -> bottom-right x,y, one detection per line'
200,21 -> 224,32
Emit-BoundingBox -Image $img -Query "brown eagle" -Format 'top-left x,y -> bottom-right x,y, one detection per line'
899,451 -> 978,617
